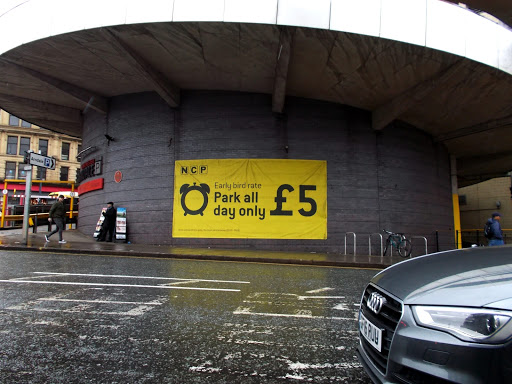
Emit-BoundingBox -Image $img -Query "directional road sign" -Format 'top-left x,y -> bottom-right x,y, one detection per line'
28,152 -> 56,170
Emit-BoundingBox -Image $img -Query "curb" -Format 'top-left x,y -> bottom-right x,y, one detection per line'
0,243 -> 389,269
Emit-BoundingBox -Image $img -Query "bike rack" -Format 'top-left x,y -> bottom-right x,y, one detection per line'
410,236 -> 428,256
368,233 -> 383,256
344,232 -> 356,255
345,232 -> 428,257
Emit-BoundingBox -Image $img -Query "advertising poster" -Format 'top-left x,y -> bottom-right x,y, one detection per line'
116,207 -> 127,241
172,159 -> 327,239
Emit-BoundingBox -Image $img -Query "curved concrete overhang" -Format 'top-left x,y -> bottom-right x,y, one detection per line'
0,0 -> 512,187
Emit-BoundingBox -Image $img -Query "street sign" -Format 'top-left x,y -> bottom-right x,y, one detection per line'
28,152 -> 56,170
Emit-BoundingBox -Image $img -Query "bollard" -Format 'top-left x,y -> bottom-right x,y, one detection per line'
32,215 -> 38,233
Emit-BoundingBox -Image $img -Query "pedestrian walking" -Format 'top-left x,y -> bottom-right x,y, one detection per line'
45,195 -> 67,243
484,212 -> 504,246
97,202 -> 116,242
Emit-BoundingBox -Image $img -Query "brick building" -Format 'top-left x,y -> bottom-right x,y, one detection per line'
0,109 -> 81,204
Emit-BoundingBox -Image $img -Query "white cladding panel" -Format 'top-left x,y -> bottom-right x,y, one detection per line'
224,0 -> 278,24
277,0 -> 331,29
426,0 -> 467,57
380,0 -> 427,46
330,0 -> 381,37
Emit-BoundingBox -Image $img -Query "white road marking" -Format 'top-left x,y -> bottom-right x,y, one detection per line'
297,296 -> 345,300
11,295 -> 163,316
159,279 -> 203,286
285,373 -> 305,380
123,305 -> 156,316
288,361 -> 362,370
33,272 -> 249,284
189,366 -> 221,373
31,307 -> 156,316
27,320 -> 62,326
248,292 -> 344,300
233,307 -> 354,320
37,298 -> 163,305
247,292 -> 297,298
9,274 -> 62,281
0,279 -> 240,292
305,287 -> 334,294
333,303 -> 350,311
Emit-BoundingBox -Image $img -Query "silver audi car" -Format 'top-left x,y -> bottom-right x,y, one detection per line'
357,245 -> 512,384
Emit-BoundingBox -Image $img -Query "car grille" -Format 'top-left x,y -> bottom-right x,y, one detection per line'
391,365 -> 455,384
359,284 -> 403,374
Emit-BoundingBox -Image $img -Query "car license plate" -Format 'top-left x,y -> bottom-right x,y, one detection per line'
359,311 -> 383,352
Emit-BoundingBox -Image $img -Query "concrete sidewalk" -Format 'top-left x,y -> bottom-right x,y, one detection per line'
0,227 -> 404,269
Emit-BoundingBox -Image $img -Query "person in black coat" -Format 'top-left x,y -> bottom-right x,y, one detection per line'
45,195 -> 67,243
97,202 -> 116,242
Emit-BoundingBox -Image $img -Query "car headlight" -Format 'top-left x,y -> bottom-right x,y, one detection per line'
412,306 -> 512,344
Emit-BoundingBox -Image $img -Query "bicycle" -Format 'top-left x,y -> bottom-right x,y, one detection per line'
382,229 -> 412,257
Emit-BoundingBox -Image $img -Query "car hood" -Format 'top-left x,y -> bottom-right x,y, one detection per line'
371,246 -> 512,310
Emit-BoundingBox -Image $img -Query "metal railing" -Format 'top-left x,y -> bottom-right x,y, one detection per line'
368,233 -> 383,256
411,236 -> 428,256
344,232 -> 356,255
457,229 -> 511,248
2,211 -> 78,232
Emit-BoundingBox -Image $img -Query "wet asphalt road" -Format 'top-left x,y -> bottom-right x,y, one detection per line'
0,250 -> 377,383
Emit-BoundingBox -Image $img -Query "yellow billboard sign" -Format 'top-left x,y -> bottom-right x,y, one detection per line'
172,159 -> 327,239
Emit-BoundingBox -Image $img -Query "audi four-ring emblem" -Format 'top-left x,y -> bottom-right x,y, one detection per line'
367,292 -> 387,314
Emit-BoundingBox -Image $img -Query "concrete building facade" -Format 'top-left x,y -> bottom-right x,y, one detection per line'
1,1 -> 511,254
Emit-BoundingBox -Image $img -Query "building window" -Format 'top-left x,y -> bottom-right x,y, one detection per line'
39,139 -> 48,156
61,142 -> 70,161
37,167 -> 47,181
60,166 -> 69,181
9,115 -> 19,126
19,137 -> 30,156
17,163 -> 27,179
7,136 -> 18,155
5,162 -> 16,179
459,195 -> 467,206
21,120 -> 31,128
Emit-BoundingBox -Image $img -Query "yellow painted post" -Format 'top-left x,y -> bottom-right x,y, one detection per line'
452,194 -> 462,249
1,181 -> 7,228
451,156 -> 462,249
